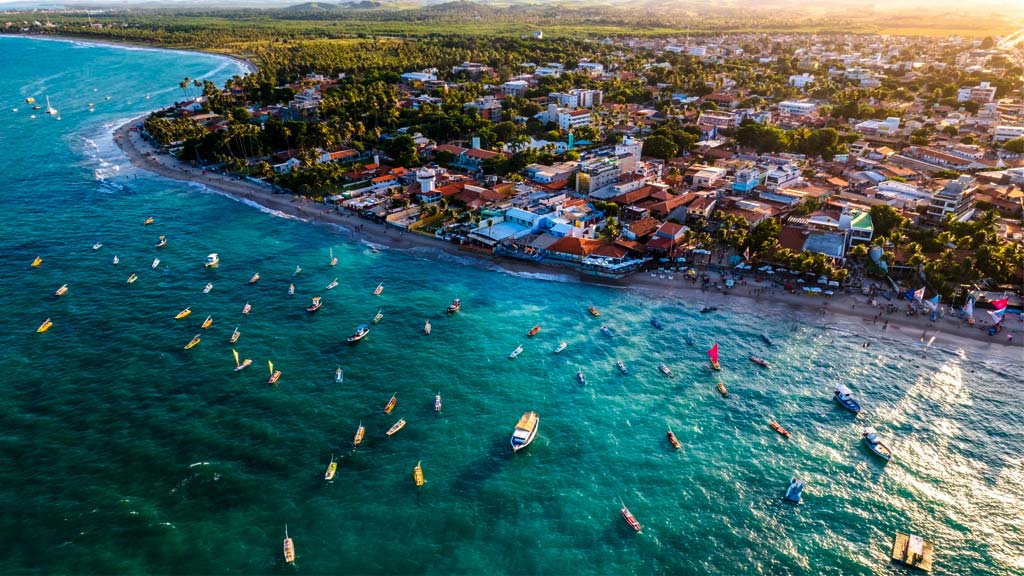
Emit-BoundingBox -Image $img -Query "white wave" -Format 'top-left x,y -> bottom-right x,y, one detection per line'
491,267 -> 576,283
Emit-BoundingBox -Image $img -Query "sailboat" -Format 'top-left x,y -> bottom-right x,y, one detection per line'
55,284 -> 68,297
268,360 -> 281,385
288,283 -> 294,296
708,342 -> 722,371
667,427 -> 682,449
373,282 -> 383,296
326,278 -> 338,290
144,217 -> 154,226
384,393 -> 397,414
31,256 -> 42,267
232,349 -> 251,371
242,302 -> 251,315
37,318 -> 53,333
335,367 -> 344,383
587,302 -> 600,317
306,296 -> 322,313
424,319 -> 431,335
413,461 -> 424,487
184,334 -> 200,350
175,307 -> 192,320
229,327 -> 240,343
435,391 -> 442,413
282,525 -> 295,565
372,308 -> 383,324
353,422 -> 365,447
620,500 -> 642,533
294,265 -> 302,276
151,258 -> 160,269
112,255 -> 119,265
555,341 -> 567,353
329,248 -> 338,267
248,273 -> 260,284
201,315 -> 213,329
44,96 -> 57,115
324,455 -> 337,481
386,419 -> 406,436
203,283 -> 213,294
155,235 -> 167,248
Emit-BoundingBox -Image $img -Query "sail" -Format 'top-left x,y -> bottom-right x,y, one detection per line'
707,342 -> 719,363
991,297 -> 1009,310
232,349 -> 240,366
962,296 -> 974,317
268,360 -> 274,375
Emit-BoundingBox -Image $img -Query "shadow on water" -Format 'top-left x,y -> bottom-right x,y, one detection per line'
449,439 -> 516,497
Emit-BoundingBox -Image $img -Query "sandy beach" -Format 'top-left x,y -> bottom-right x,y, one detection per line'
111,118 -> 1020,359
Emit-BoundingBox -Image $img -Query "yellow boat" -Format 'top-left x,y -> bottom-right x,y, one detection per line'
232,349 -> 251,372
201,315 -> 213,329
268,360 -> 281,385
127,274 -> 138,284
37,318 -> 53,333
324,455 -> 338,481
55,284 -> 68,297
588,303 -> 600,316
155,235 -> 167,247
25,97 -> 35,104
386,419 -> 406,437
717,382 -> 729,397
184,334 -> 201,350
31,256 -> 42,267
144,217 -> 154,225
384,393 -> 397,414
413,461 -> 424,487
174,307 -> 192,320
283,525 -> 295,565
353,422 -> 365,447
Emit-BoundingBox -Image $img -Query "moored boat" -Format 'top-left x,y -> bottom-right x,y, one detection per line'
204,253 -> 219,268
783,477 -> 804,503
554,341 -> 567,354
434,392 -> 442,413
424,319 -> 431,335
716,381 -> 728,397
650,317 -> 664,330
324,455 -> 337,481
151,258 -> 160,269
769,421 -> 791,438
509,344 -> 523,359
708,342 -> 722,371
761,331 -> 774,346
306,296 -> 322,313
288,283 -> 294,296
862,427 -> 893,461
229,327 -> 240,344
248,273 -> 260,284
446,298 -> 460,315
527,325 -> 541,337
143,217 -> 154,226
203,282 -> 213,294
667,428 -> 682,449
294,265 -> 301,276
353,422 -> 365,447
834,384 -> 861,413
413,461 -> 424,487
617,359 -> 628,375
282,525 -> 295,564
658,363 -> 673,378
587,303 -> 600,316
201,315 -> 213,329
242,302 -> 251,315
268,360 -> 281,385
372,308 -> 383,324
174,307 -> 192,320
749,355 -> 772,369
510,411 -> 539,452
37,318 -> 53,333
620,502 -> 642,532
329,248 -> 338,267
386,419 -> 406,437
347,324 -> 370,343
335,367 -> 344,383
55,284 -> 68,297
112,255 -> 119,265
601,325 -> 613,337
576,368 -> 587,386
384,393 -> 397,414
684,330 -> 694,346
232,349 -> 251,372
184,334 -> 200,350
126,273 -> 138,284
326,278 -> 338,290
373,282 -> 383,295
92,243 -> 102,250
155,235 -> 167,248
31,256 -> 42,267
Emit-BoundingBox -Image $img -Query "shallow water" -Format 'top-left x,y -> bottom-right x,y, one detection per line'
1,36 -> 1022,575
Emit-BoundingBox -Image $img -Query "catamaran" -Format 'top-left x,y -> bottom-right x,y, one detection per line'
242,302 -> 251,315
372,308 -> 383,324
326,278 -> 339,290
151,258 -> 160,269
248,273 -> 260,284
384,393 -> 397,414
204,253 -> 219,267
203,283 -> 213,294
329,248 -> 338,267
268,360 -> 281,385
324,455 -> 337,481
229,327 -> 240,344
282,525 -> 295,564
201,315 -> 213,329
373,282 -> 383,296
55,284 -> 68,297
386,419 -> 406,437
335,367 -> 344,383
435,392 -> 442,413
184,334 -> 200,350
509,344 -> 523,359
708,342 -> 722,371
232,349 -> 252,372
413,461 -> 425,487
155,235 -> 167,248
174,307 -> 192,320
306,296 -> 322,313
446,298 -> 460,315
353,422 -> 365,447
510,411 -> 539,452
37,318 -> 53,333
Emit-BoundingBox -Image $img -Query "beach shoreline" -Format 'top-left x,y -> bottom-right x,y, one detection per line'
110,118 -> 1020,360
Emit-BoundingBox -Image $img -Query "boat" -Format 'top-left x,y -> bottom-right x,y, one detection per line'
329,248 -> 338,267
708,342 -> 722,371
126,273 -> 138,284
229,327 -> 240,344
413,461 -> 425,487
44,96 -> 57,115
684,330 -> 694,346
232,349 -> 251,372
347,324 -> 370,343
203,283 -> 213,294
373,282 -> 383,296
384,393 -> 397,414
324,455 -> 337,481
667,428 -> 682,449
55,284 -> 68,297
294,265 -> 301,276
576,368 -> 587,386
37,318 -> 53,333
424,320 -> 431,335
174,307 -> 192,320
601,325 -> 613,337
862,427 -> 893,461
659,363 -> 673,377
717,381 -> 728,397
783,477 -> 805,503
510,411 -> 539,452
834,384 -> 861,413
144,217 -> 154,226
587,303 -> 600,317
288,283 -> 294,296
749,355 -> 772,369
386,419 -> 406,436
334,367 -> 344,383
435,392 -> 442,413
282,525 -> 295,565
25,97 -> 34,104
30,256 -> 42,267
201,315 -> 213,329
306,296 -> 322,313
555,341 -> 567,354
353,422 -> 365,447
527,325 -> 541,337
112,255 -> 119,265
509,344 -> 523,359
891,532 -> 934,572
248,273 -> 260,284
92,243 -> 102,250
617,359 -> 628,375
761,331 -> 774,346
326,278 -> 338,290
372,308 -> 383,324
700,305 -> 718,314
268,360 -> 281,385
620,501 -> 642,532
446,298 -> 461,315
204,253 -> 219,268
769,421 -> 791,438
184,334 -> 200,350
650,318 -> 664,330
242,302 -> 251,315
155,235 -> 167,248
151,258 -> 160,269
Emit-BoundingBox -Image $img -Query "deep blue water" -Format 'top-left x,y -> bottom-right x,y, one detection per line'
1,35 -> 1022,575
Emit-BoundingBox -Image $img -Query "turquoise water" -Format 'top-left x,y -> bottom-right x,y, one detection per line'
1,36 -> 1022,575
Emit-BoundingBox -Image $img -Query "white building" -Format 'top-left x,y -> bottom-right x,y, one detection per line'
764,164 -> 801,190
400,70 -> 438,83
957,81 -> 997,103
559,109 -> 592,131
502,80 -> 530,98
576,61 -> 605,76
788,73 -> 815,90
993,125 -> 1024,143
778,101 -> 817,116
549,89 -> 603,109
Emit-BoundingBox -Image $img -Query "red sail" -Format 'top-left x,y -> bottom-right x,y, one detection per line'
707,342 -> 719,363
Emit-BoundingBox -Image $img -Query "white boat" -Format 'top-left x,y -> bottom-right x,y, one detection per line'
329,248 -> 338,267
151,258 -> 160,269
242,302 -> 251,315
347,324 -> 370,343
205,253 -> 219,268
326,278 -> 339,290
55,284 -> 68,297
294,265 -> 301,276
862,427 -> 893,461
435,392 -> 442,413
616,359 -> 628,374
509,344 -> 523,359
659,363 -> 674,378
424,319 -> 431,335
335,367 -> 344,383
601,325 -> 613,337
554,341 -> 567,354
203,283 -> 213,294
372,308 -> 383,324
373,282 -> 383,296
92,243 -> 102,250
511,411 -> 539,452
288,283 -> 294,296
576,369 -> 587,386
112,255 -> 119,265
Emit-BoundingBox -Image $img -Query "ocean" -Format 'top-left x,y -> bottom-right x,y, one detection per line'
0,36 -> 1021,575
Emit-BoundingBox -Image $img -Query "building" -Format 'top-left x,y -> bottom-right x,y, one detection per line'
927,175 -> 977,223
288,89 -> 321,113
693,166 -> 727,188
558,108 -> 592,131
400,70 -> 438,84
764,164 -> 801,190
732,167 -> 764,193
957,81 -> 997,103
464,96 -> 502,122
778,101 -> 817,116
501,80 -> 530,98
452,62 -> 494,77
549,89 -> 603,109
993,125 -> 1024,143
576,157 -> 621,195
853,117 -> 901,136
576,61 -> 605,76
524,162 -> 577,184
788,73 -> 815,90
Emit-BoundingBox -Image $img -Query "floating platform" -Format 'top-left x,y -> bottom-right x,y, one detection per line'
891,532 -> 934,572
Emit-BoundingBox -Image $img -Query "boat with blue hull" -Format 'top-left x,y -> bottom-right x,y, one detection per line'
834,384 -> 861,413
650,318 -> 664,330
784,477 -> 805,503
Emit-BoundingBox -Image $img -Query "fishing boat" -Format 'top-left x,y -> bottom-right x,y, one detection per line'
509,344 -> 523,359
293,265 -> 301,276
424,319 -> 431,335
37,318 -> 53,333
92,243 -> 102,250
282,525 -> 295,565
587,303 -> 600,317
25,97 -> 35,104
55,284 -> 68,297
248,273 -> 260,284
554,341 -> 567,354
717,381 -> 729,397
708,342 -> 722,371
700,305 -> 718,314
44,96 -> 57,115
684,330 -> 694,345
413,461 -> 425,487
288,283 -> 294,296
184,334 -> 200,350
384,393 -> 397,414
326,278 -> 338,290
155,235 -> 167,248
268,361 -> 281,385
373,282 -> 383,296
576,368 -> 587,386
372,308 -> 383,324
650,318 -> 664,330
659,363 -> 673,378
347,324 -> 370,343
203,283 -> 213,294
229,327 -> 240,344
446,298 -> 461,315
332,367 -> 343,383
784,477 -> 804,503
201,315 -> 213,329
31,256 -> 42,267
353,422 -> 365,447
306,296 -> 322,313
126,273 -> 138,284
620,501 -> 642,532
601,325 -> 613,337
329,248 -> 338,267
761,331 -> 774,346
834,384 -> 861,413
862,427 -> 893,461
749,355 -> 772,369
667,428 -> 682,449
112,255 -> 119,265
175,307 -> 192,320
144,217 -> 154,226
232,349 -> 252,372
510,411 -> 539,452
434,392 -> 442,413
769,421 -> 791,438
204,253 -> 219,268
242,302 -> 251,315
386,419 -> 406,437
151,258 -> 160,269
617,359 -> 628,375
527,325 -> 541,337
324,455 -> 337,481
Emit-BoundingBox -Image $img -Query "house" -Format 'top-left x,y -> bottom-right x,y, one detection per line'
464,96 -> 502,121
927,176 -> 977,223
501,80 -> 530,97
957,81 -> 997,103
733,167 -> 764,193
558,109 -> 592,131
400,70 -> 438,84
778,101 -> 817,116
993,125 -> 1024,143
645,221 -> 688,254
686,196 -> 718,221
788,73 -> 815,89
764,164 -> 802,190
693,166 -> 728,188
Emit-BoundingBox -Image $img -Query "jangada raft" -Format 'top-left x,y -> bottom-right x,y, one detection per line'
708,342 -> 722,371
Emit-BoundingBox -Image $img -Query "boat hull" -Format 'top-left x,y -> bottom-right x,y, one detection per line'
863,437 -> 893,461
834,395 -> 861,413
